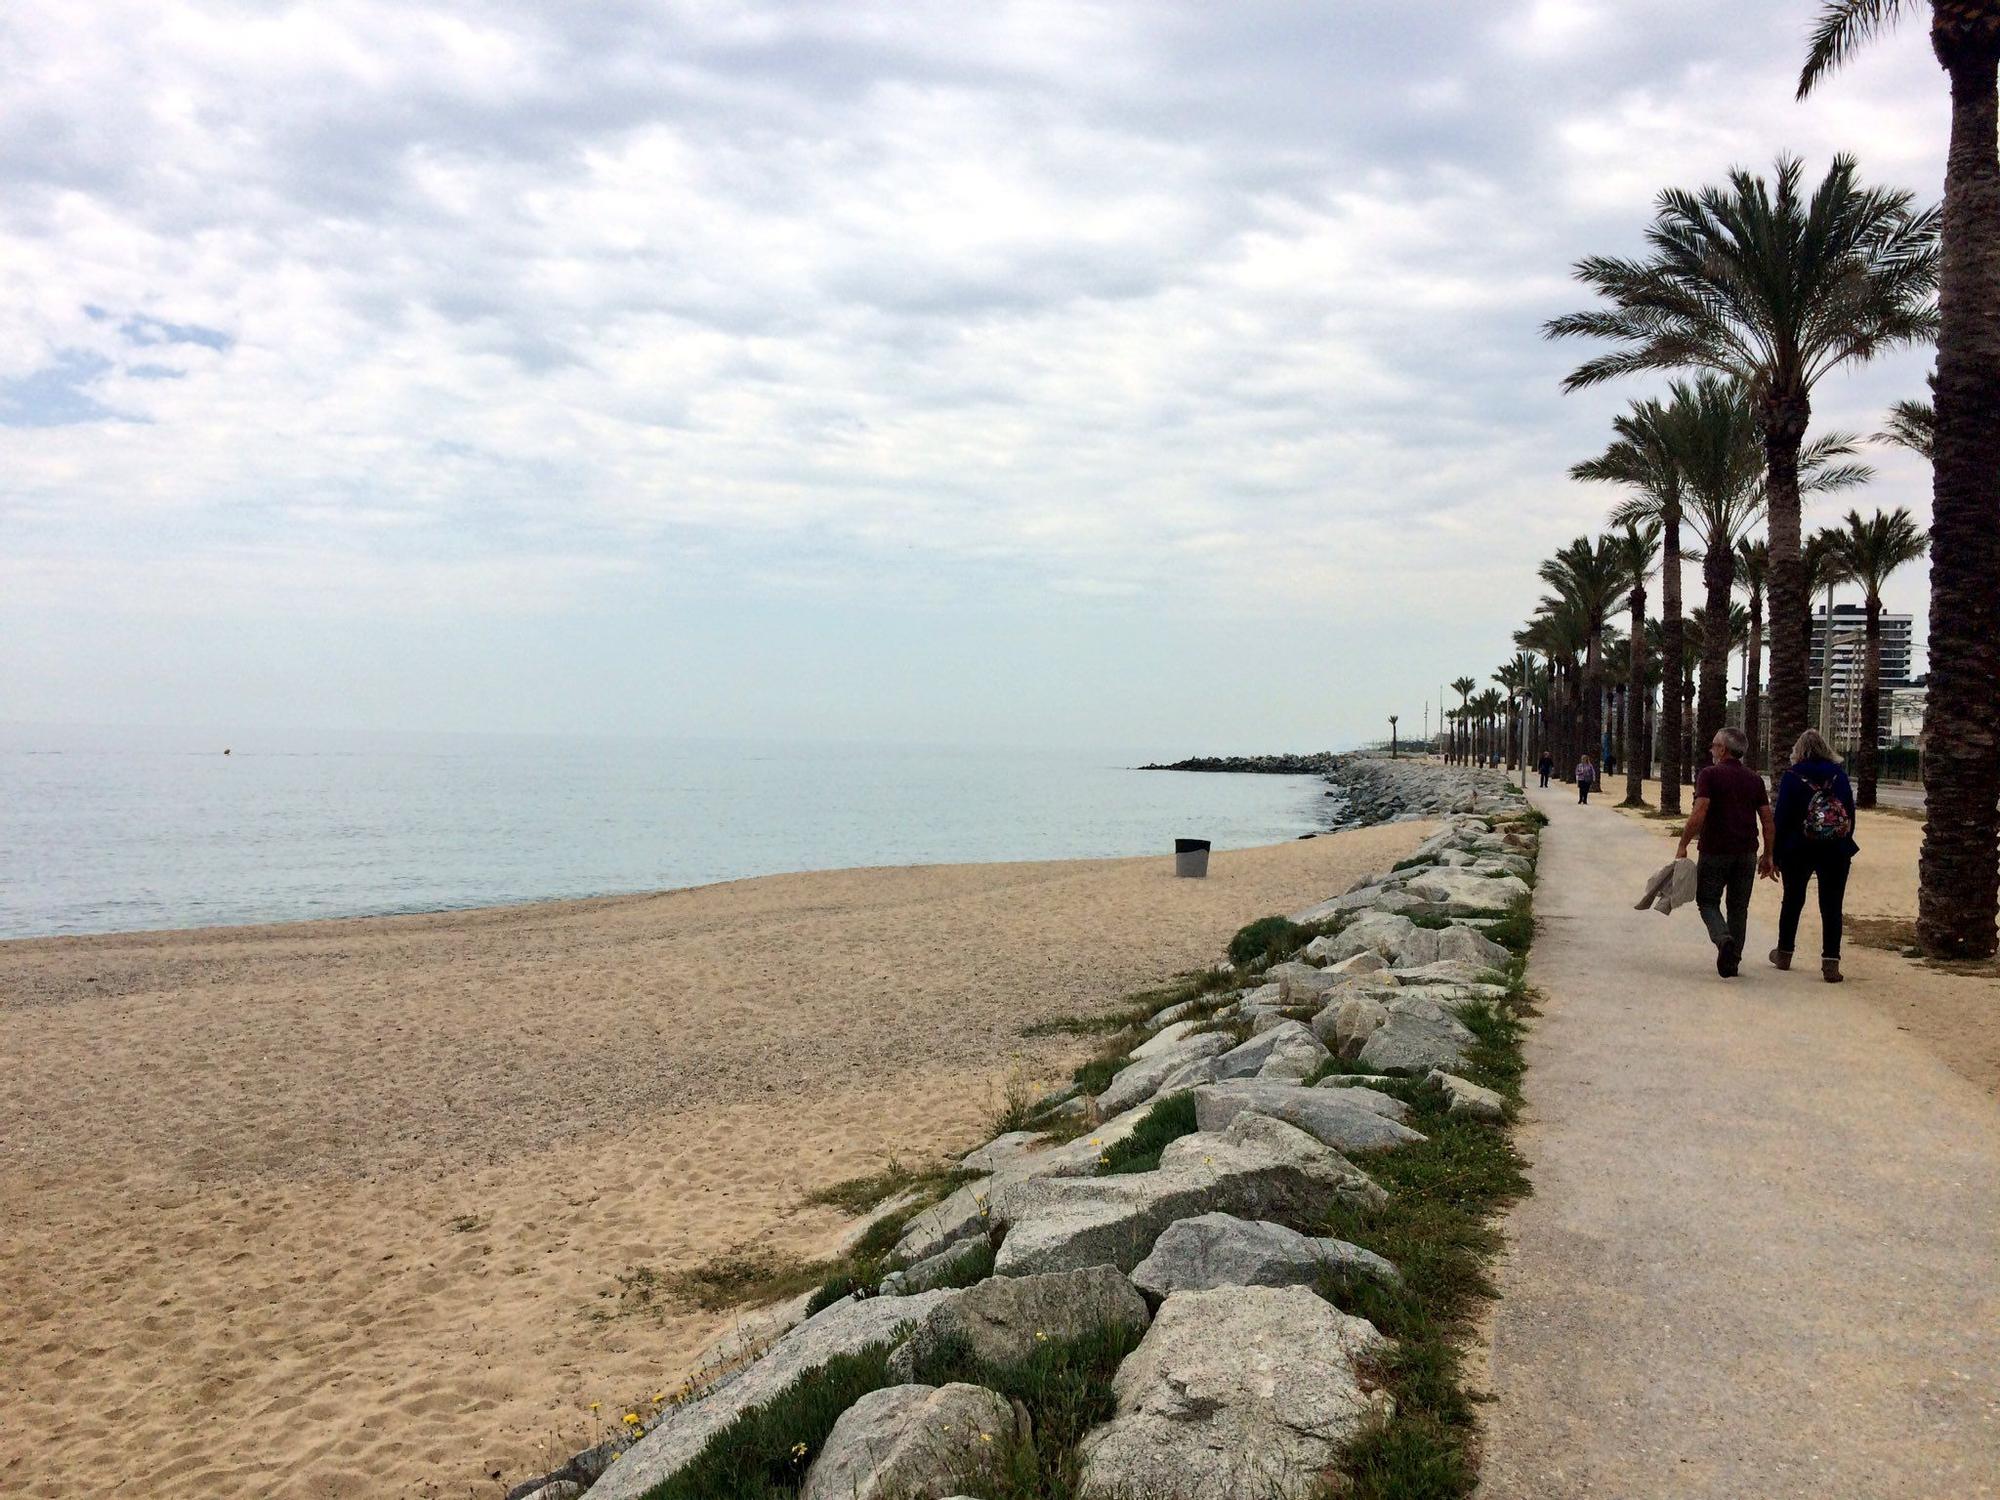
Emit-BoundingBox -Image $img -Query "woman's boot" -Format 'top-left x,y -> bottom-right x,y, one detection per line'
1822,958 -> 1843,983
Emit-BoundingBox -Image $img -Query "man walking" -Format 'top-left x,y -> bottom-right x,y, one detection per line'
1675,725 -> 1777,978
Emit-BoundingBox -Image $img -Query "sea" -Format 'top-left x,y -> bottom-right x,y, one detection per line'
0,725 -> 1352,940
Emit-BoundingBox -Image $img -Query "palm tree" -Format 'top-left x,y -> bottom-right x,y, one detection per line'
1546,154 -> 1939,767
1801,2 -> 2000,958
1608,521 -> 1661,805
1494,654 -> 1537,770
1538,535 -> 1626,775
1518,609 -> 1586,778
1875,395 -> 1936,459
1473,688 -> 1506,765
1736,538 -> 1770,771
1832,508 -> 1930,807
1572,395 -> 1691,814
1450,677 -> 1477,764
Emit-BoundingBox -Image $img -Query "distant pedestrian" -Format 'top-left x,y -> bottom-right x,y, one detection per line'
1676,725 -> 1776,978
1538,751 -> 1554,788
1770,729 -> 1857,983
1574,754 -> 1597,803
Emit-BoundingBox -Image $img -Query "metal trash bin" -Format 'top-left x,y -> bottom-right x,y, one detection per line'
1174,838 -> 1211,878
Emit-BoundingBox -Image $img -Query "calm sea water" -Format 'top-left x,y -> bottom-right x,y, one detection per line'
0,725 -> 1348,940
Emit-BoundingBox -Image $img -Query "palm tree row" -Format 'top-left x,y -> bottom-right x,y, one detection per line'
1489,497 -> 1919,824
1536,18 -> 1997,956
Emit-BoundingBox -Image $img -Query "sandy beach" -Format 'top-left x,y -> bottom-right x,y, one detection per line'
0,821 -> 1424,1499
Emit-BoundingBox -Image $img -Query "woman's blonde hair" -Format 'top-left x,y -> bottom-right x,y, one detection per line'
1791,728 -> 1841,765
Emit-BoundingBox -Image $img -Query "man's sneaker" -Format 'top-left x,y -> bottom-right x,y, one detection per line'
1769,948 -> 1792,971
1716,942 -> 1740,978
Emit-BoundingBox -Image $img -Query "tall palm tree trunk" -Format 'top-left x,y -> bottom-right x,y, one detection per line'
1582,636 -> 1604,774
1857,596 -> 1883,809
1763,399 -> 1811,766
1920,39 -> 2000,959
1698,540 -> 1732,751
1682,657 -> 1697,778
1659,505 -> 1685,813
1745,585 -> 1764,774
1624,585 -> 1647,804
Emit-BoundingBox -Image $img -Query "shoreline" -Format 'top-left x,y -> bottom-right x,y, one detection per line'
4,818 -> 1346,953
6,774 -> 1355,948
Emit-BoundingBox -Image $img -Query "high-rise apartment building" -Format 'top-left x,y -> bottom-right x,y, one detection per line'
1808,603 -> 1915,690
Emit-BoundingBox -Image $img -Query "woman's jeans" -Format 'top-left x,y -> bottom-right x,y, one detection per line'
1777,846 -> 1853,958
1577,781 -> 1590,803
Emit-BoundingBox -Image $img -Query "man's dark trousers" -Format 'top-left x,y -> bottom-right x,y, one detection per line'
1696,852 -> 1757,955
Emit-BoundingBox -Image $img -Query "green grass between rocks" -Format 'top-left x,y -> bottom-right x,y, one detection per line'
1095,1091 -> 1199,1174
1308,956 -> 1533,1496
636,1322 -> 1143,1500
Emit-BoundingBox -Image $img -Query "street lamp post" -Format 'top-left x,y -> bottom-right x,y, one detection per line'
1389,715 -> 1399,759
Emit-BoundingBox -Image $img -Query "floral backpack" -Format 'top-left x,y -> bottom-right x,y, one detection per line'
1802,773 -> 1853,842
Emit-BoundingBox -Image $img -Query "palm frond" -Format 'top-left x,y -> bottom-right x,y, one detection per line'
1799,1 -> 1920,98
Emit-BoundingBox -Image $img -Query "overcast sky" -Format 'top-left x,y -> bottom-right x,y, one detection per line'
0,1 -> 1948,752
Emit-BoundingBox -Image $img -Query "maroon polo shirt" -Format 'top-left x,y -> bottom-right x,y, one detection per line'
1693,758 -> 1769,857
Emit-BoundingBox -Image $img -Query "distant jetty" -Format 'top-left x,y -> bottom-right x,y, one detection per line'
1139,752 -> 1340,775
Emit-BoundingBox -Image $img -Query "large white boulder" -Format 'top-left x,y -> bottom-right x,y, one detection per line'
889,1265 -> 1150,1378
802,1382 -> 1021,1500
1192,1081 -> 1424,1154
1212,1021 -> 1329,1082
1075,1285 -> 1393,1500
589,1290 -> 960,1500
990,1113 -> 1384,1276
1130,1212 -> 1399,1299
1097,1032 -> 1234,1115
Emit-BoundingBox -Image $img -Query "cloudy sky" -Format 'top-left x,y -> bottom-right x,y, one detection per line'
0,0 -> 1948,752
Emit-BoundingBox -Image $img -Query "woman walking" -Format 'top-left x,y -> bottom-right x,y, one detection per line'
1575,753 -> 1597,804
1538,750 -> 1554,788
1770,729 -> 1858,982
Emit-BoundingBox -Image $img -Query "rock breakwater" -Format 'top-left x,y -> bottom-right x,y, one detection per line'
508,756 -> 1537,1500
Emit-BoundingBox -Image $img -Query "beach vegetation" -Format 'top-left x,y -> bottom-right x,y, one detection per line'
663,1252 -> 838,1314
803,1159 -> 978,1217
991,1069 -> 1048,1135
1096,1091 -> 1199,1174
1480,898 -> 1536,957
634,1321 -> 1142,1500
1310,997 -> 1530,1499
1227,915 -> 1313,967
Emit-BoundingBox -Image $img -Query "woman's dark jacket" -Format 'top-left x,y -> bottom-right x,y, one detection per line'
1774,756 -> 1859,860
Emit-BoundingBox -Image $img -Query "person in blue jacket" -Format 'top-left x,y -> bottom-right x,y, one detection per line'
1769,728 -> 1859,982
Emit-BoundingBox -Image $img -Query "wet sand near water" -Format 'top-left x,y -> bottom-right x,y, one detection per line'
0,821 -> 1426,1498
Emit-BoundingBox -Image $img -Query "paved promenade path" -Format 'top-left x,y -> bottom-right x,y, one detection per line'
1479,783 -> 2000,1499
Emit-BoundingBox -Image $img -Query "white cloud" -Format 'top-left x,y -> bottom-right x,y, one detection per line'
0,0 -> 1951,740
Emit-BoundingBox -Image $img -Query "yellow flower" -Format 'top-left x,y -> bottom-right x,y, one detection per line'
589,1402 -> 601,1412
792,1442 -> 809,1458
623,1412 -> 641,1425
980,1432 -> 993,1442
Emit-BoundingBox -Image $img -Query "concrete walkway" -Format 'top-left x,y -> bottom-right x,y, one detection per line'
1479,784 -> 2000,1499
